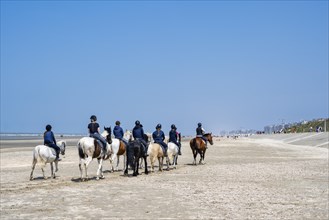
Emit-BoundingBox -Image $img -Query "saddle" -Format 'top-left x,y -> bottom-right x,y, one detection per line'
194,137 -> 207,149
44,144 -> 57,157
93,139 -> 107,158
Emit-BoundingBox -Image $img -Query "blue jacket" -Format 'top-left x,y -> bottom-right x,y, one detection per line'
44,131 -> 56,145
133,125 -> 144,139
169,129 -> 178,143
152,130 -> 165,143
113,125 -> 124,139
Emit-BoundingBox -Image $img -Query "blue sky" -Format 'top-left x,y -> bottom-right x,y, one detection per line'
1,1 -> 328,135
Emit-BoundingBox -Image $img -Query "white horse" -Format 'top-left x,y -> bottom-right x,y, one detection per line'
30,140 -> 66,180
167,142 -> 179,169
77,127 -> 113,181
108,130 -> 132,172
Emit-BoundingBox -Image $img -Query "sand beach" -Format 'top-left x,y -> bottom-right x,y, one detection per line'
0,133 -> 328,219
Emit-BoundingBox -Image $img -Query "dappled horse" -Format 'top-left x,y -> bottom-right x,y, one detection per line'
148,142 -> 168,172
190,133 -> 213,165
124,136 -> 149,176
77,127 -> 112,181
108,130 -> 132,172
30,140 -> 66,180
167,142 -> 179,169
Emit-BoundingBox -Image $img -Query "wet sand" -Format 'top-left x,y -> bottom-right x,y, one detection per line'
0,134 -> 328,219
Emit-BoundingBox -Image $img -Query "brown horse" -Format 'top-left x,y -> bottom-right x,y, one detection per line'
189,133 -> 213,165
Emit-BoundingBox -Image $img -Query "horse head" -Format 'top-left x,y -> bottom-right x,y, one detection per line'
124,130 -> 133,142
57,140 -> 66,155
204,133 -> 214,145
103,126 -> 112,144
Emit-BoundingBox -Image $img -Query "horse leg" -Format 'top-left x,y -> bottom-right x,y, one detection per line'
110,154 -> 116,172
144,156 -> 148,175
192,150 -> 197,165
84,157 -> 93,181
173,155 -> 177,169
165,156 -> 170,171
50,162 -> 54,179
124,162 -> 128,175
116,155 -> 120,171
139,157 -> 144,169
79,160 -> 83,181
41,163 -> 47,180
159,157 -> 163,172
30,158 -> 37,181
199,151 -> 204,165
202,150 -> 206,164
123,154 -> 126,171
135,158 -> 140,176
132,159 -> 137,176
96,159 -> 104,180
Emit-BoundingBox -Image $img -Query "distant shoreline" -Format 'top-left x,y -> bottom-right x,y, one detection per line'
0,133 -> 84,141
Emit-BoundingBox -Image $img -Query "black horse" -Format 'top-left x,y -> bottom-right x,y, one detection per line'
124,137 -> 149,176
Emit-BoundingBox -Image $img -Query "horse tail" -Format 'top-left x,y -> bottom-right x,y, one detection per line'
190,138 -> 196,148
77,141 -> 85,159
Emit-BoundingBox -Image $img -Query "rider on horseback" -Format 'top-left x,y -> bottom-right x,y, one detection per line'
169,124 -> 182,155
88,115 -> 107,155
113,120 -> 129,149
152,124 -> 168,157
132,120 -> 148,157
196,122 -> 208,149
43,124 -> 61,161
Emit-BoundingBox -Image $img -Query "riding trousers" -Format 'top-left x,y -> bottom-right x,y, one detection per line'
90,133 -> 107,150
136,138 -> 148,154
155,141 -> 168,153
196,135 -> 208,145
46,143 -> 60,158
118,138 -> 129,148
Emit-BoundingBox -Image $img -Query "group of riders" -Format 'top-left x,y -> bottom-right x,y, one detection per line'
44,115 -> 208,161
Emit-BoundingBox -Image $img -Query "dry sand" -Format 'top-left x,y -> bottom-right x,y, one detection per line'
0,135 -> 328,219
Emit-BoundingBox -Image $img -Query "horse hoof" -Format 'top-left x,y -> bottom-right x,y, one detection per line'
30,177 -> 34,181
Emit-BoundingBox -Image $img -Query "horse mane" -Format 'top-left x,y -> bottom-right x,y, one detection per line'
203,133 -> 212,136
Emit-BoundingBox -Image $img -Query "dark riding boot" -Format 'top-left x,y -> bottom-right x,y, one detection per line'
164,149 -> 168,157
56,151 -> 61,161
178,145 -> 182,155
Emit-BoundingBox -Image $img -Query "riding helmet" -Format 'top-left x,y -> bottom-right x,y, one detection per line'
198,122 -> 202,127
156,123 -> 162,129
90,115 -> 97,121
135,120 -> 140,125
171,124 -> 176,129
115,120 -> 120,125
46,124 -> 52,131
